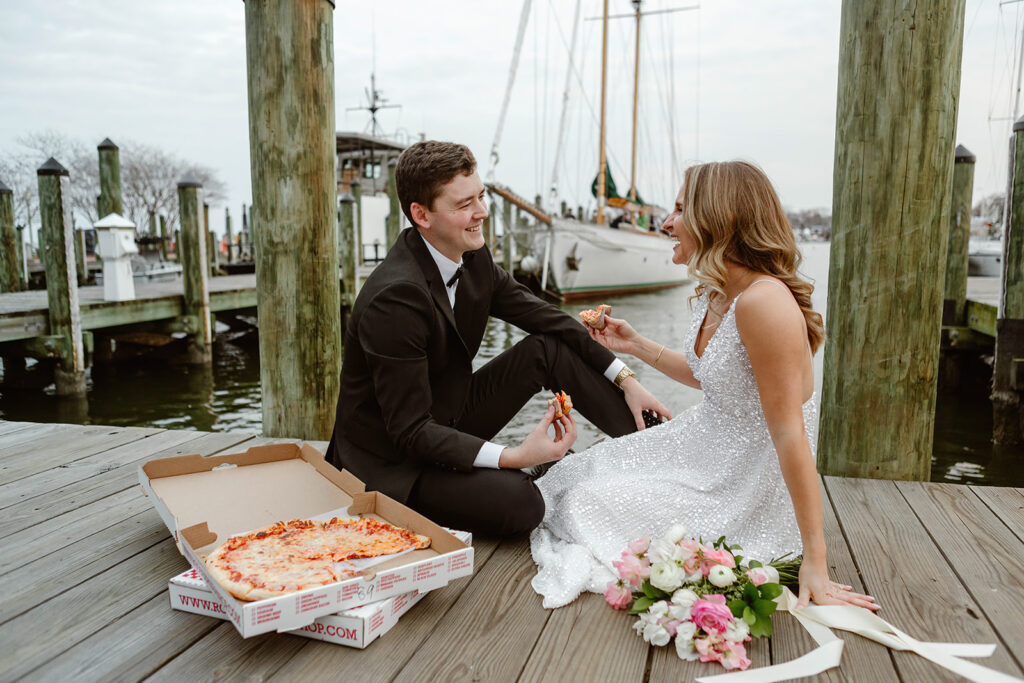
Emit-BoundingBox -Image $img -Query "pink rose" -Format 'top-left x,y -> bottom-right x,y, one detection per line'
691,596 -> 734,634
612,552 -> 650,589
604,580 -> 633,610
627,535 -> 652,556
720,641 -> 752,671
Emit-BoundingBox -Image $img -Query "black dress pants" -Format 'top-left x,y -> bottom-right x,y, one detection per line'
406,333 -> 637,537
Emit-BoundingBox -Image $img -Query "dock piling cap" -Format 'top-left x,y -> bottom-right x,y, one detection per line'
1014,115 -> 1024,132
93,212 -> 136,230
177,172 -> 202,189
0,179 -> 11,195
98,137 -> 119,150
37,157 -> 69,176
954,144 -> 976,163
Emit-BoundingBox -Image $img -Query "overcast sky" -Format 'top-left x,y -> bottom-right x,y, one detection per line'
0,1 -> 1021,236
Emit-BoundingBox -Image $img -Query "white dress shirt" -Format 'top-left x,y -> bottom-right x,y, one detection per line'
421,235 -> 626,469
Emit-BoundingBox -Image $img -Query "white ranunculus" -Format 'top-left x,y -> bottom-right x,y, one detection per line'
648,599 -> 670,618
708,564 -> 737,587
725,618 -> 751,643
761,565 -> 780,583
644,621 -> 672,647
648,537 -> 685,565
663,523 -> 688,544
668,602 -> 693,621
650,562 -> 685,593
633,614 -> 648,637
671,588 -> 699,606
674,623 -> 700,661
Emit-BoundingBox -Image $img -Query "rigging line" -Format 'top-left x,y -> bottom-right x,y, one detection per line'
549,0 -> 583,206
488,0 -> 534,179
534,2 -> 541,196
540,2 -> 552,205
660,7 -> 680,181
695,6 -> 700,162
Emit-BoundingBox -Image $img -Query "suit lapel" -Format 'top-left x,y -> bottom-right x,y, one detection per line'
405,229 -> 467,351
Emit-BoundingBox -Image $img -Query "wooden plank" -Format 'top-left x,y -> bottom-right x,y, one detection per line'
0,508 -> 167,622
25,592 -> 219,683
391,538 -> 551,682
265,539 -> 502,682
0,486 -> 150,575
0,420 -> 73,449
897,481 -> 1024,659
970,486 -> 1024,543
0,432 -> 258,538
0,538 -> 189,681
0,420 -> 37,436
764,478 -> 898,682
519,592 -> 648,683
0,427 -> 203,511
825,476 -> 1021,681
0,424 -> 162,485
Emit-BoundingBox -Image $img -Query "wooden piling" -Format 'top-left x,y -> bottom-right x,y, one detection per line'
244,0 -> 342,440
176,174 -> 212,364
97,138 -> 123,217
386,158 -> 400,249
37,158 -> 86,396
502,199 -> 513,272
488,200 -> 497,250
339,193 -> 356,307
818,0 -> 966,481
203,202 -> 217,276
15,226 -> 25,289
224,208 -> 233,264
942,145 -> 976,326
992,116 -> 1024,445
74,226 -> 87,285
0,180 -> 20,292
350,179 -> 363,267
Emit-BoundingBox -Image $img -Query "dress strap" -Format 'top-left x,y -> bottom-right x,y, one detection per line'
730,278 -> 789,308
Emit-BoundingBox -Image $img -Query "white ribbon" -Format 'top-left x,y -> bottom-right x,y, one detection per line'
695,587 -> 1020,683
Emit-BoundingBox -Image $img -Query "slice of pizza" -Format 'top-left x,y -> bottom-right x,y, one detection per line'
548,390 -> 573,418
579,304 -> 612,330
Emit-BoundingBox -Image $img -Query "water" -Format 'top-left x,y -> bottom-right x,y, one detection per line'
0,243 -> 1014,486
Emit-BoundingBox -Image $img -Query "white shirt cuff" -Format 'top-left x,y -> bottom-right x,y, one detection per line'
473,441 -> 504,469
604,358 -> 626,383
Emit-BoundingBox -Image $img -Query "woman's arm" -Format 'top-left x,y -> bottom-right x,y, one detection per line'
736,284 -> 878,611
587,316 -> 701,389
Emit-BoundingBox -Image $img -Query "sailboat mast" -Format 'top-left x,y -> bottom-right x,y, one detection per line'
597,0 -> 610,225
629,0 -> 642,203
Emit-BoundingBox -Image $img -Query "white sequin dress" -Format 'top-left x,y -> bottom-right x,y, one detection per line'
530,290 -> 816,608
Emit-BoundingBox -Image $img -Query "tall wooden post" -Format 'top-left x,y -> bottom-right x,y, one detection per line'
147,210 -> 156,236
0,180 -> 20,292
38,158 -> 86,396
351,179 -> 363,268
578,205 -> 584,221
177,175 -> 212,364
339,193 -> 356,307
245,0 -> 342,440
502,199 -> 513,272
159,214 -> 169,261
386,158 -> 401,249
992,116 -> 1024,445
16,226 -> 26,289
560,200 -> 568,218
74,226 -> 87,285
818,0 -> 966,481
487,200 -> 497,250
943,145 -> 975,326
224,207 -> 233,264
203,201 -> 218,276
97,138 -> 123,217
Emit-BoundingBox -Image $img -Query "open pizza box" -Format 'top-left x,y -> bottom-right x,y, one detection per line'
139,442 -> 474,638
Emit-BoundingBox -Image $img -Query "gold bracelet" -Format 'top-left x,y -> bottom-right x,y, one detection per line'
614,366 -> 636,387
653,344 -> 666,368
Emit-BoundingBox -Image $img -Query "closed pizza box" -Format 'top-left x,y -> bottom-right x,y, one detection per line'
138,442 -> 474,638
169,568 -> 425,649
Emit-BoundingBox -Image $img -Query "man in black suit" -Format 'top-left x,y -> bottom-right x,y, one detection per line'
328,141 -> 670,536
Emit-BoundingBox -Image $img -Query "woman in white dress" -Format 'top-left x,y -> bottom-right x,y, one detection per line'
530,161 -> 878,614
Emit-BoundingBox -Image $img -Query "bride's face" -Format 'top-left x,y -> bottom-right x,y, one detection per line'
663,186 -> 696,265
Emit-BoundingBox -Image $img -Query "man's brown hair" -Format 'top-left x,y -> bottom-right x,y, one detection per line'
395,141 -> 477,228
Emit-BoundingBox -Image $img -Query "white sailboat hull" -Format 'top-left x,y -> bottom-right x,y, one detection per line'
530,219 -> 689,300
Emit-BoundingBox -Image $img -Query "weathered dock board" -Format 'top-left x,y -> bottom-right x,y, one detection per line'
1,420 -> 1021,682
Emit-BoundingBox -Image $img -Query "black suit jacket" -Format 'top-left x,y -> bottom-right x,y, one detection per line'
328,227 -> 616,502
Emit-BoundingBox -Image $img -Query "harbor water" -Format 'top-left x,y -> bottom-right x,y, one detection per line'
0,242 -> 1015,486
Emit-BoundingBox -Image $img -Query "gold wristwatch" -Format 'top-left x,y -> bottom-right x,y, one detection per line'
613,366 -> 636,387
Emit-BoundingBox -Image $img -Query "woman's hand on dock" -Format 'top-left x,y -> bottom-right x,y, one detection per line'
797,561 -> 879,611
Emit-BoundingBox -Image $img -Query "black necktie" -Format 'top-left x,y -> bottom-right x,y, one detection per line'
446,265 -> 463,288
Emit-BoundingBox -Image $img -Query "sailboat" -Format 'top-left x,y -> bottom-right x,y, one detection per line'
487,0 -> 695,301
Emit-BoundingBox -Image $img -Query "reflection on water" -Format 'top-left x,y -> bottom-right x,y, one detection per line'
0,244 -> 1015,486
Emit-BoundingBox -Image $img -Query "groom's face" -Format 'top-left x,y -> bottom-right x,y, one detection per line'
414,172 -> 489,262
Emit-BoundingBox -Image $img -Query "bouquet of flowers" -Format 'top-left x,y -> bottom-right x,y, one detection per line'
603,523 -> 800,671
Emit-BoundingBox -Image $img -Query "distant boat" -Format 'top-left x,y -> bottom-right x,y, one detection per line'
968,240 -> 1002,277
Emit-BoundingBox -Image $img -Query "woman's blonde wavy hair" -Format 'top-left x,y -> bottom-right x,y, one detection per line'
679,160 -> 824,353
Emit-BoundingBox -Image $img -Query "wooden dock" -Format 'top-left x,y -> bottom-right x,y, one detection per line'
2,419 -> 1022,682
